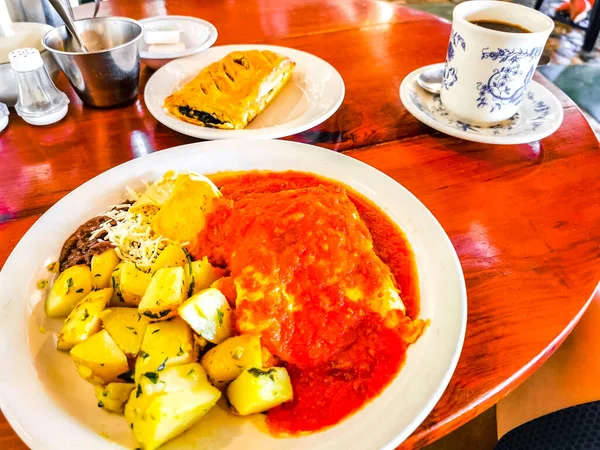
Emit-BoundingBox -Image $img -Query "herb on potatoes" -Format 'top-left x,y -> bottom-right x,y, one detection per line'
143,372 -> 159,384
248,367 -> 276,381
117,370 -> 134,383
66,278 -> 73,294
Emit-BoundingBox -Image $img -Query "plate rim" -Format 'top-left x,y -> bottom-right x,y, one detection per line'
400,63 -> 564,145
0,140 -> 466,450
139,15 -> 218,60
143,44 -> 346,140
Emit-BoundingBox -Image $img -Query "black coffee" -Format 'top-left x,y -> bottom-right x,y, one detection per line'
470,20 -> 531,33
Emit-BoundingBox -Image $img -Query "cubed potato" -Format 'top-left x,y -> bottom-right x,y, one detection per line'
178,288 -> 233,344
109,262 -> 124,305
57,288 -> 112,350
129,387 -> 221,450
94,382 -> 135,414
139,363 -> 210,397
134,317 -> 197,384
139,267 -> 187,321
200,334 -> 262,385
91,249 -> 121,290
119,262 -> 152,306
45,265 -> 93,317
188,257 -> 226,296
125,389 -> 154,432
100,307 -> 150,357
151,244 -> 188,273
227,367 -> 293,415
70,329 -> 130,385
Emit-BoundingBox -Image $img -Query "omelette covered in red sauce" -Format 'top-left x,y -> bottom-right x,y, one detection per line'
190,171 -> 425,435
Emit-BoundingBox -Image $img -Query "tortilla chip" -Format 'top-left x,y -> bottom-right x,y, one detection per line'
151,174 -> 221,242
130,170 -> 180,214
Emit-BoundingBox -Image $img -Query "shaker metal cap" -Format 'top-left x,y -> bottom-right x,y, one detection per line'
9,48 -> 44,72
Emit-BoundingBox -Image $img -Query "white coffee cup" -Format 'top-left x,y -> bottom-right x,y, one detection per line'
440,1 -> 554,125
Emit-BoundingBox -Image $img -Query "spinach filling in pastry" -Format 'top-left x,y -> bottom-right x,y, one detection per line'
164,50 -> 296,129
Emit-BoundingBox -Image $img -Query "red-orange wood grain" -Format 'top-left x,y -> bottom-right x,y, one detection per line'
0,0 -> 599,449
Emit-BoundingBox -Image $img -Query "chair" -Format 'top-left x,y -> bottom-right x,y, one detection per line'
534,0 -> 600,52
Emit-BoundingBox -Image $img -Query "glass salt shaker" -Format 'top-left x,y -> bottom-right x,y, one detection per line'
0,102 -> 8,133
9,48 -> 69,126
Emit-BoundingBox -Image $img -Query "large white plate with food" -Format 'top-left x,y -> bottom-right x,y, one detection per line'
0,139 -> 466,450
144,44 -> 345,140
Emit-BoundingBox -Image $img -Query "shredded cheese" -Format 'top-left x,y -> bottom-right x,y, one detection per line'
88,174 -> 203,271
126,185 -> 141,201
89,189 -> 176,271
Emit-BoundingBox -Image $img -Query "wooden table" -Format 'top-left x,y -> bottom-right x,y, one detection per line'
1,0 -> 599,448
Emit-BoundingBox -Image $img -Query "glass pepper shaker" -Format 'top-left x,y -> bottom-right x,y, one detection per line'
9,48 -> 69,126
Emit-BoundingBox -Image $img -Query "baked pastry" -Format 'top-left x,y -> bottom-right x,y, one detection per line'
164,50 -> 295,129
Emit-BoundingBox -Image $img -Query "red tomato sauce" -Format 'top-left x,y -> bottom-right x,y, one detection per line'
193,171 -> 422,435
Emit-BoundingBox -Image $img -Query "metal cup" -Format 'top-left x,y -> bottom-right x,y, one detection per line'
42,17 -> 143,107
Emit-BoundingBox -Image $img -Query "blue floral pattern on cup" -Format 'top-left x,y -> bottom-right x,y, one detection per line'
476,46 -> 543,112
443,30 -> 466,90
443,67 -> 458,90
446,30 -> 466,62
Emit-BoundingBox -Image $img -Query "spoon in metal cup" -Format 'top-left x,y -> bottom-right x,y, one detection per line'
417,54 -> 551,95
48,0 -> 89,52
93,0 -> 101,18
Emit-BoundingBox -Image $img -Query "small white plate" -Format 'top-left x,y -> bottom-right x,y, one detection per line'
144,45 -> 345,140
0,140 -> 466,450
139,16 -> 218,70
400,63 -> 564,145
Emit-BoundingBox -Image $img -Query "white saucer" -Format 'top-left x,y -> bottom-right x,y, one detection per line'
400,63 -> 564,145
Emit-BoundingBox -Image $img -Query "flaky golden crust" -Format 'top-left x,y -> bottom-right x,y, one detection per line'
164,50 -> 296,129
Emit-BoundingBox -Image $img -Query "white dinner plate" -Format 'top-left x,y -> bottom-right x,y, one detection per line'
400,63 -> 564,145
144,45 -> 345,139
0,140 -> 466,450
